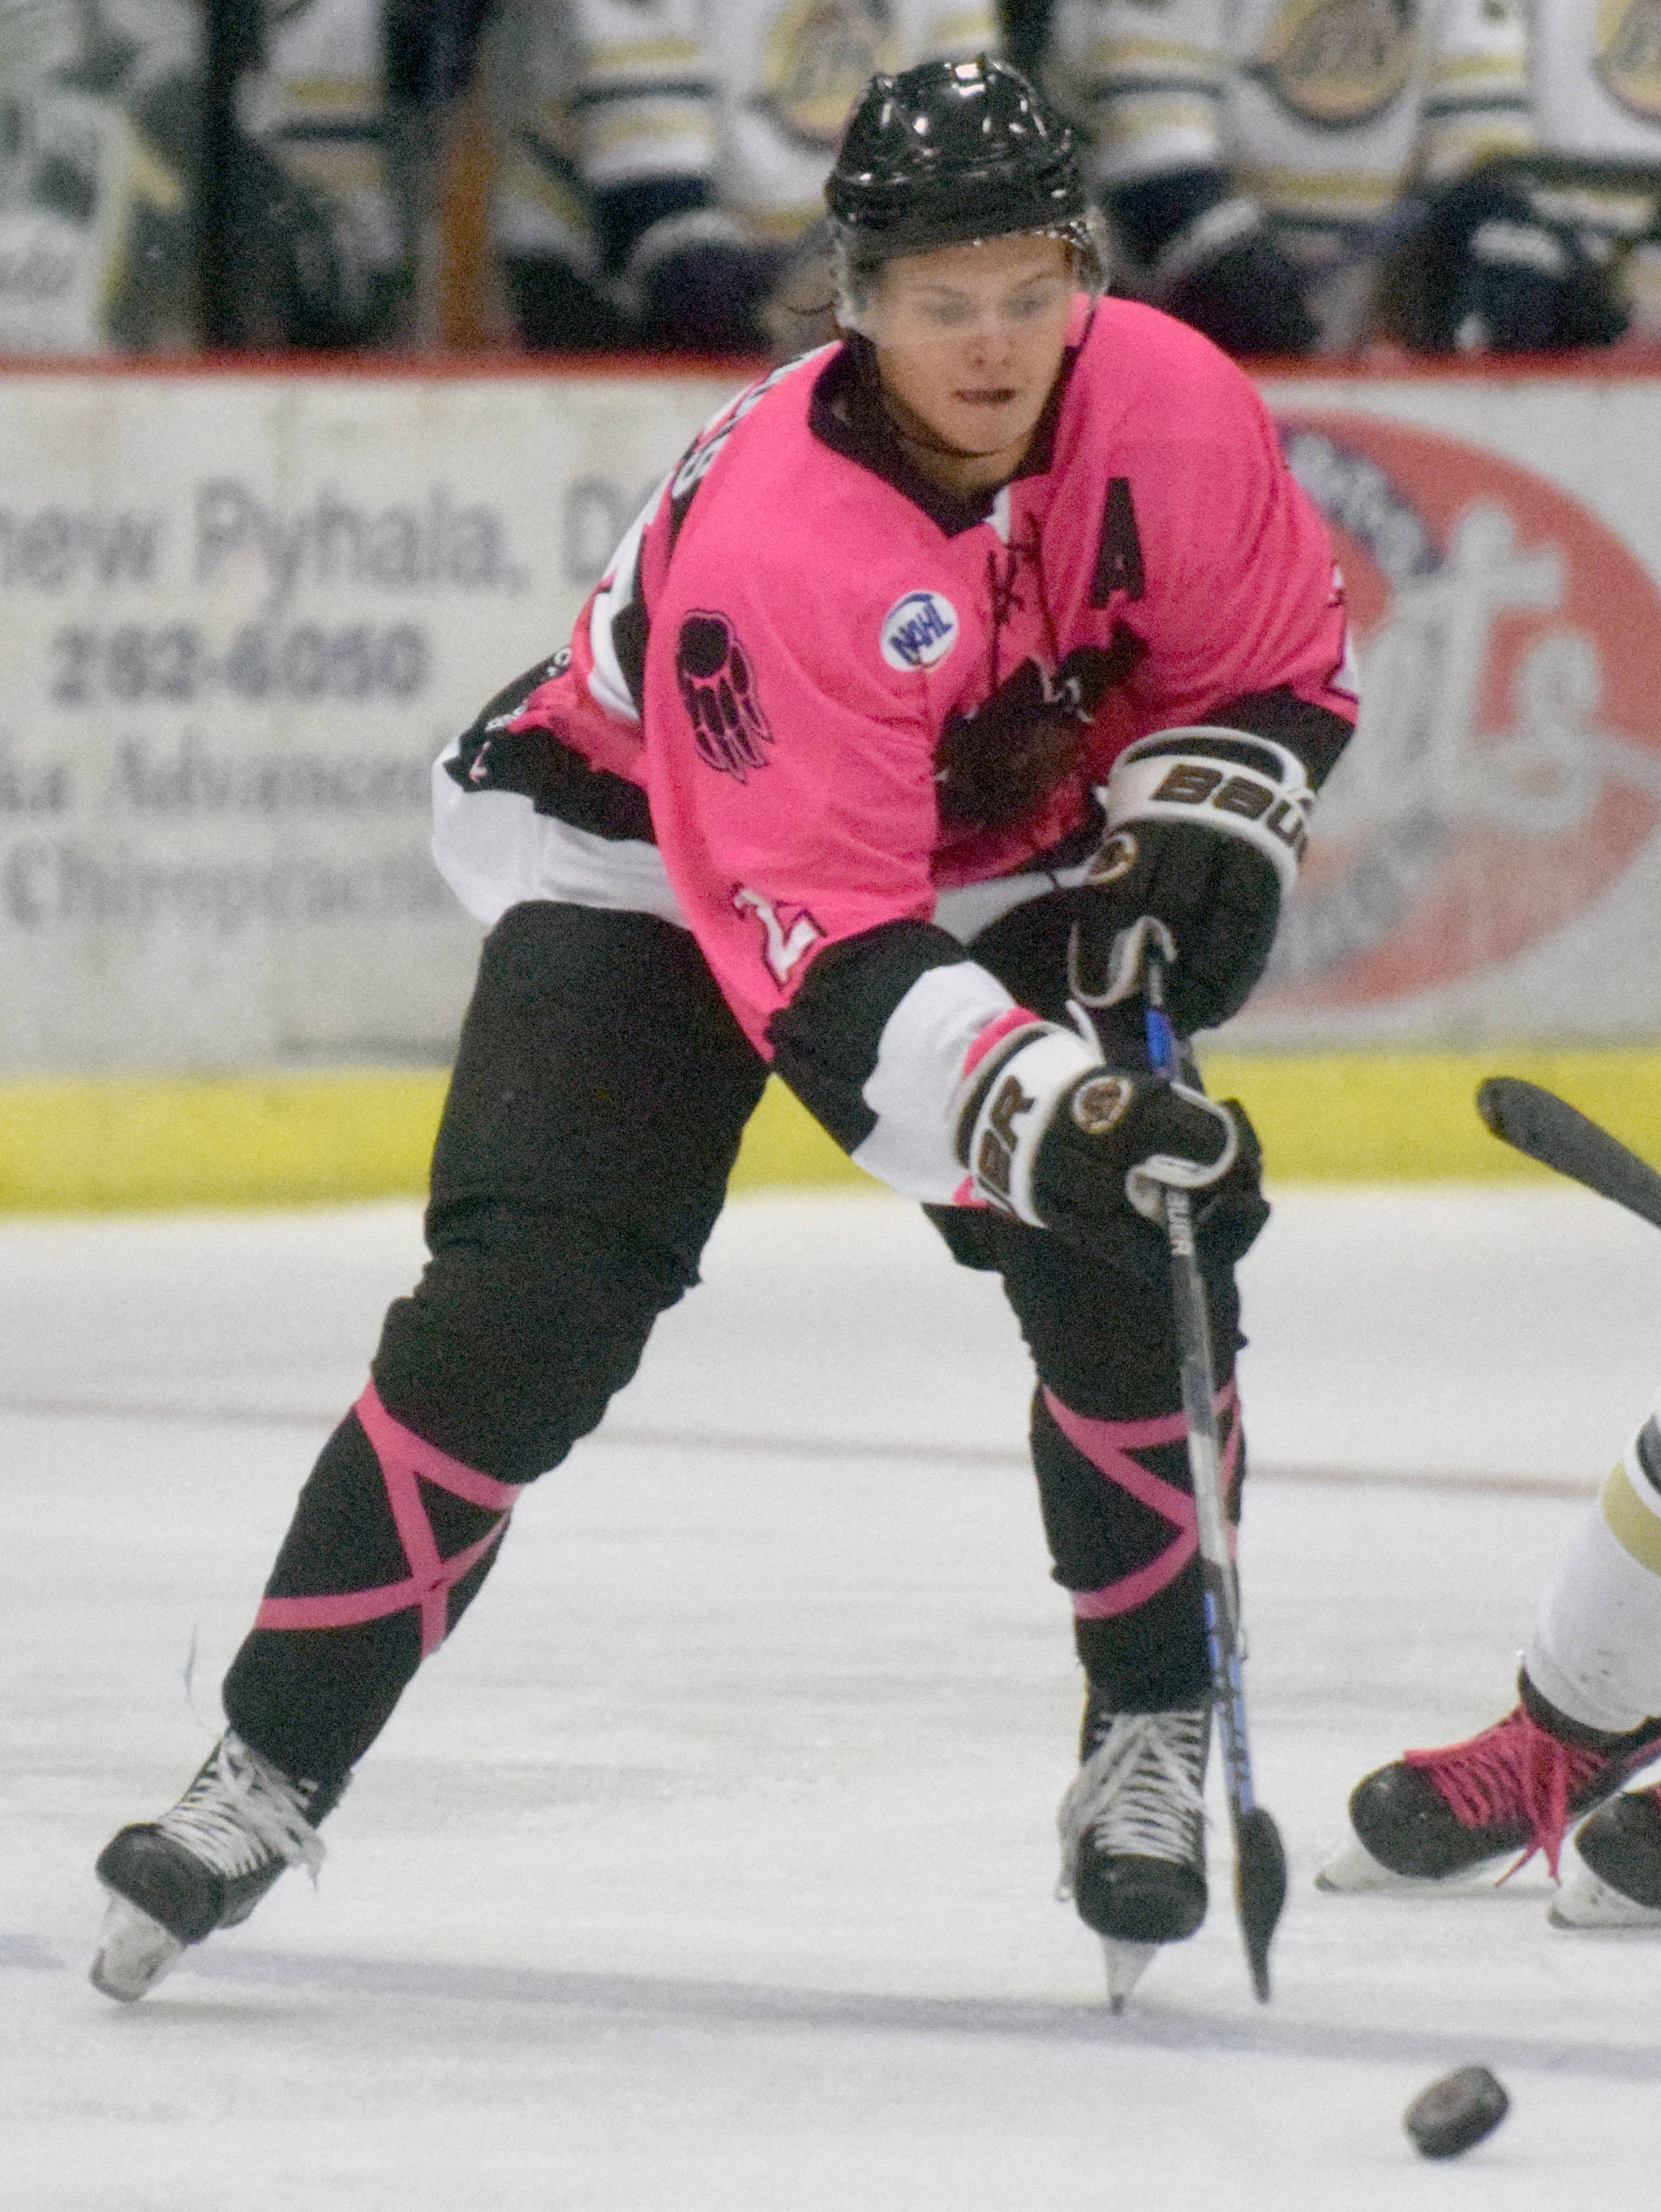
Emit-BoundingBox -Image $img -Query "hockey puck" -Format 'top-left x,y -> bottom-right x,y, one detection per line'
1403,2066 -> 1509,2159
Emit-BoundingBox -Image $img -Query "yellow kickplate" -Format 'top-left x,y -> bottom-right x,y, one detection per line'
1199,1045 -> 1661,1186
2,1046 -> 1660,1213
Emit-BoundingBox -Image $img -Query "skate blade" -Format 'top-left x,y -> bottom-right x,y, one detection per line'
90,1893 -> 186,2002
1101,1939 -> 1157,2013
1548,1840 -> 1661,1931
1314,1832 -> 1406,1892
1314,1831 -> 1511,1894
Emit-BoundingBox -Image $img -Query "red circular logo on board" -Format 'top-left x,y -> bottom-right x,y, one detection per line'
1257,412 -> 1661,1011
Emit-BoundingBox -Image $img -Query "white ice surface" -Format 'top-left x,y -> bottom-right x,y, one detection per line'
5,1184 -> 1661,2210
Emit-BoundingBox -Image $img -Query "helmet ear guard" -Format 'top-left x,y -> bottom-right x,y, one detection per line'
824,54 -> 1108,323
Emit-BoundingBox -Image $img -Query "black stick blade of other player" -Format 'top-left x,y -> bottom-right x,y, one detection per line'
1476,1078 -> 1661,1232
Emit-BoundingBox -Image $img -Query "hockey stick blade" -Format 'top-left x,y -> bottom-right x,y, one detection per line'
1476,1078 -> 1661,1232
1235,1806 -> 1288,2004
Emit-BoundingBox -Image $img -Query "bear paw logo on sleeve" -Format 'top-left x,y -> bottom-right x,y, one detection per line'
881,591 -> 959,672
676,611 -> 774,780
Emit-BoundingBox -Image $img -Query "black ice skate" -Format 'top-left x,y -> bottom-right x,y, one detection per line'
1553,1783 -> 1661,1928
1318,1678 -> 1661,1893
91,1732 -> 340,2001
1057,1694 -> 1209,2010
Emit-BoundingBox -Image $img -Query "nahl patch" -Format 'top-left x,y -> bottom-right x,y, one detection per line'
881,590 -> 959,672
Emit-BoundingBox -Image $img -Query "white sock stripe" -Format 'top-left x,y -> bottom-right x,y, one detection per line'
1530,1503 -> 1661,1736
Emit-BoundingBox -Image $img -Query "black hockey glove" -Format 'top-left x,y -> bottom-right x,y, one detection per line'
1155,203 -> 1319,359
1107,169 -> 1317,359
1385,171 -> 1627,355
627,217 -> 784,353
504,253 -> 629,350
1073,728 -> 1315,1036
955,1018 -> 1263,1266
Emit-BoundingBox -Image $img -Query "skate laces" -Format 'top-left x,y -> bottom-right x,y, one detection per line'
1403,1704 -> 1607,1878
158,1732 -> 326,1887
1057,1705 -> 1208,1900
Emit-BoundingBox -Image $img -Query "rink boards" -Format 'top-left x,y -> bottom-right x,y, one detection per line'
3,352 -> 1661,1205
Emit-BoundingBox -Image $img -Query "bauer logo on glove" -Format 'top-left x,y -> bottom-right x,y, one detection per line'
1071,725 -> 1320,1036
974,1070 -> 1038,1207
1111,732 -> 1314,890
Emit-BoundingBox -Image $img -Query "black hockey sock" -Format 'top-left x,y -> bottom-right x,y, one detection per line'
223,1385 -> 518,1785
1033,1381 -> 1243,1712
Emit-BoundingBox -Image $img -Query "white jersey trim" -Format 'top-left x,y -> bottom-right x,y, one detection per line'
586,478 -> 666,726
851,960 -> 1021,1205
431,740 -> 684,930
933,853 -> 1099,945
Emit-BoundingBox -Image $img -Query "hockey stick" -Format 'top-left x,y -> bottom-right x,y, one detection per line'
1141,953 -> 1287,2004
1476,1078 -> 1661,1232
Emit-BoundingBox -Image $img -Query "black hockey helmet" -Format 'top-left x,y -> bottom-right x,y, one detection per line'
825,56 -> 1101,289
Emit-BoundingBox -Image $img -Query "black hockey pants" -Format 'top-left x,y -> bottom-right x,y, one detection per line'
224,898 -> 1246,1788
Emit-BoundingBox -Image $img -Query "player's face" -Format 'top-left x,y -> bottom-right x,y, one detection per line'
864,234 -> 1076,492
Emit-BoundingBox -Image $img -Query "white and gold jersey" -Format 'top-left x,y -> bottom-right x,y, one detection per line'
1528,1 -> 1661,161
488,0 -> 715,267
0,0 -> 195,351
495,0 -> 996,264
1045,0 -> 1531,238
710,0 -> 996,242
1522,2 -> 1661,331
251,0 -> 403,283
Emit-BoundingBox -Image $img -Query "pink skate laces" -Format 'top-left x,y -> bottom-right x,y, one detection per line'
1403,1705 -> 1613,1879
256,1383 -> 521,1658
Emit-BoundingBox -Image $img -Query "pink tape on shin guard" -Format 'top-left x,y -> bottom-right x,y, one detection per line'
255,1383 -> 521,1658
1042,1383 -> 1239,1621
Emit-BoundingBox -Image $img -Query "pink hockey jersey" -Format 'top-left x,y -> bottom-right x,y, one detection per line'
435,294 -> 1355,1204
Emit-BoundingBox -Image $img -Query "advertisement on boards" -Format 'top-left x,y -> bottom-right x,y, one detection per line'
1240,375 -> 1661,1051
0,369 -> 732,1072
5,363 -> 1661,1073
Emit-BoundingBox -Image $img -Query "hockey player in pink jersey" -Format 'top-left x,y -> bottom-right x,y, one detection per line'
89,57 -> 1357,2011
